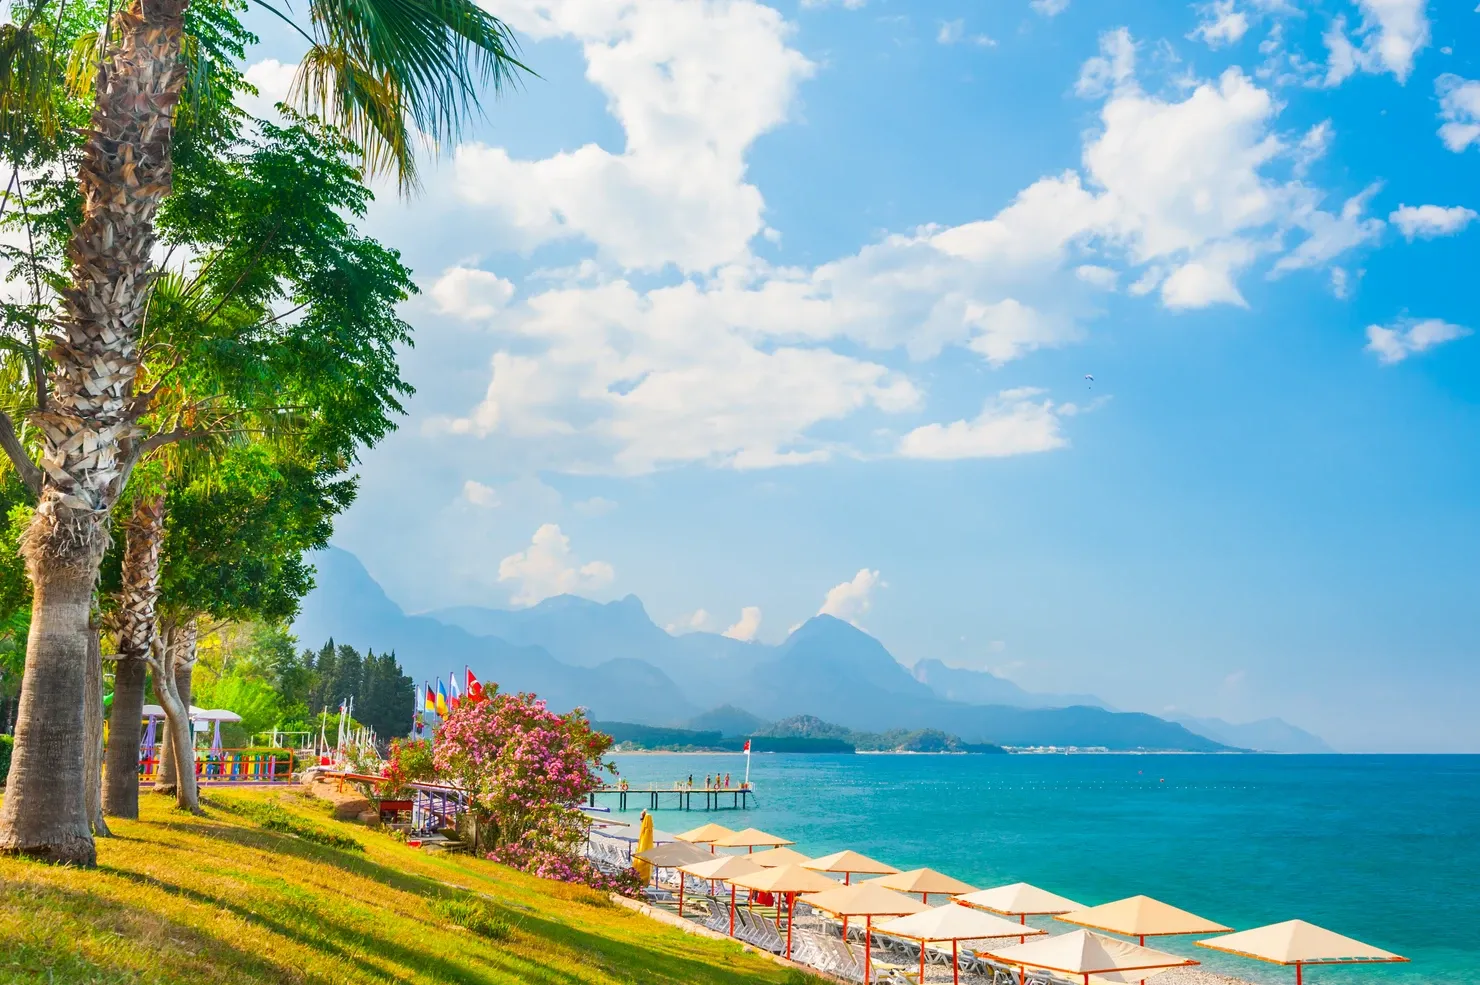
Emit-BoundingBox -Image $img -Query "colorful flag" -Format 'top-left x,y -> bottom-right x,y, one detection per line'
448,672 -> 462,711
466,667 -> 486,703
423,683 -> 436,713
743,739 -> 751,753
435,679 -> 449,717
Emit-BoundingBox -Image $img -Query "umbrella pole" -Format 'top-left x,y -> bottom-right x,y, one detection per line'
1296,965 -> 1302,985
864,915 -> 872,985
919,937 -> 926,985
787,893 -> 795,960
953,939 -> 959,985
678,879 -> 684,917
729,891 -> 736,937
1020,912 -> 1027,945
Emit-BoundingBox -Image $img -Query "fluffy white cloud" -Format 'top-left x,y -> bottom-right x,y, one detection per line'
1437,75 -> 1480,152
898,388 -> 1069,459
241,59 -> 296,120
1030,0 -> 1070,16
723,606 -> 763,641
1272,184 -> 1384,274
497,523 -> 616,606
1323,0 -> 1430,86
1364,317 -> 1471,364
462,480 -> 501,508
431,267 -> 516,320
1191,0 -> 1250,47
667,609 -> 711,633
1076,28 -> 1136,98
456,0 -> 813,272
1389,204 -> 1478,239
818,569 -> 882,625
436,17 -> 1373,473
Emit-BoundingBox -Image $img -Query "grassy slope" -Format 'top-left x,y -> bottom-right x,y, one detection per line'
0,788 -> 814,985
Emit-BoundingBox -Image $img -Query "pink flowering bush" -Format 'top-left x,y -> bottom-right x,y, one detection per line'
433,686 -> 620,889
490,840 -> 644,897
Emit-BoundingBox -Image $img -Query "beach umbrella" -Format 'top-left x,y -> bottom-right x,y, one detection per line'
956,882 -> 1083,942
678,854 -> 764,931
748,846 -> 812,868
801,882 -> 928,984
1057,895 -> 1231,946
209,720 -> 222,760
633,813 -> 655,884
983,929 -> 1198,985
879,902 -> 1047,985
711,827 -> 794,852
803,849 -> 900,885
676,821 -> 737,853
729,863 -> 839,959
866,867 -> 977,902
634,841 -> 714,868
1197,920 -> 1408,985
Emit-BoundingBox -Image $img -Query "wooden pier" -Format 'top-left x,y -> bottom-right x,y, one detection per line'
589,786 -> 754,812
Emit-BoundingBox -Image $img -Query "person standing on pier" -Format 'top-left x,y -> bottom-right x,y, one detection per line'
724,772 -> 731,789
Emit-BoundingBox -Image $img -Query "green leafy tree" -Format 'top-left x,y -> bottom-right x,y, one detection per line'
0,0 -> 524,861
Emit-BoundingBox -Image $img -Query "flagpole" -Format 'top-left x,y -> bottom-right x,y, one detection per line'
743,740 -> 751,788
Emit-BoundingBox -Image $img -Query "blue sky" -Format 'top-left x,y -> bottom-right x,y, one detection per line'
244,0 -> 1479,752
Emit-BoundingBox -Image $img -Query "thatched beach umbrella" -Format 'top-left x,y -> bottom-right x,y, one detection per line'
676,822 -> 737,854
1197,920 -> 1408,985
804,849 -> 900,885
748,846 -> 812,868
729,863 -> 839,959
956,882 -> 1083,942
867,867 -> 977,903
801,882 -> 928,983
712,827 -> 795,852
678,855 -> 764,933
983,929 -> 1198,985
1058,895 -> 1232,946
634,839 -> 714,883
878,902 -> 1046,985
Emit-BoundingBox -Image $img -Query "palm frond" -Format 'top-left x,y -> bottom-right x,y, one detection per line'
286,0 -> 528,189
291,43 -> 416,189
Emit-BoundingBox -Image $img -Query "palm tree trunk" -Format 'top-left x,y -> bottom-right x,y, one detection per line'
84,628 -> 111,837
0,561 -> 99,863
155,656 -> 192,795
0,0 -> 188,862
104,657 -> 147,816
104,495 -> 165,818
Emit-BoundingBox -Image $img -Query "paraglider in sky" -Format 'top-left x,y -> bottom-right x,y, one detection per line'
1084,373 -> 1094,389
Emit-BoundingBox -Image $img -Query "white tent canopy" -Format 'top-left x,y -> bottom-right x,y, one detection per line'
141,705 -> 241,723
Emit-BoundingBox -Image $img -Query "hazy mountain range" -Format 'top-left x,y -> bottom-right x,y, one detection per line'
291,547 -> 1331,753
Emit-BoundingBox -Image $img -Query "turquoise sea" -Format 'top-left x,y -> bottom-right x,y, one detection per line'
607,754 -> 1480,985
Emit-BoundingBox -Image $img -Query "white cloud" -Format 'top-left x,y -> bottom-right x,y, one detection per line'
435,20 -> 1372,474
1389,204 -> 1478,239
1030,0 -> 1070,16
1437,74 -> 1480,152
462,480 -> 501,508
667,609 -> 711,633
1364,317 -> 1471,364
431,267 -> 515,320
1330,266 -> 1352,299
1191,0 -> 1250,48
1076,28 -> 1136,98
573,496 -> 618,516
241,58 -> 296,121
937,19 -> 995,46
818,569 -> 883,626
451,0 -> 814,273
1272,183 -> 1385,274
722,606 -> 763,641
801,0 -> 866,7
899,387 -> 1069,459
497,523 -> 616,606
1323,0 -> 1430,86
1293,121 -> 1334,176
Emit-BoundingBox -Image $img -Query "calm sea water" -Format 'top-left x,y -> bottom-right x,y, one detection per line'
606,754 -> 1480,985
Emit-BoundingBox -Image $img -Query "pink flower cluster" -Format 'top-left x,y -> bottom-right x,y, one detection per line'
489,840 -> 644,897
432,686 -> 615,858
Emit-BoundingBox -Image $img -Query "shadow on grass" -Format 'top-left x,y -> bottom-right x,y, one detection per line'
108,818 -> 797,985
0,879 -> 291,985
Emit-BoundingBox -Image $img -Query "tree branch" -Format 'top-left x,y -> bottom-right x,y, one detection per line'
0,410 -> 41,496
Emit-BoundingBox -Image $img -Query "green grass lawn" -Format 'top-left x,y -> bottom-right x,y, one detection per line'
0,787 -> 821,985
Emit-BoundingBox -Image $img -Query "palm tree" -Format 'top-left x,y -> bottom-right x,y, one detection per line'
0,0 -> 524,864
